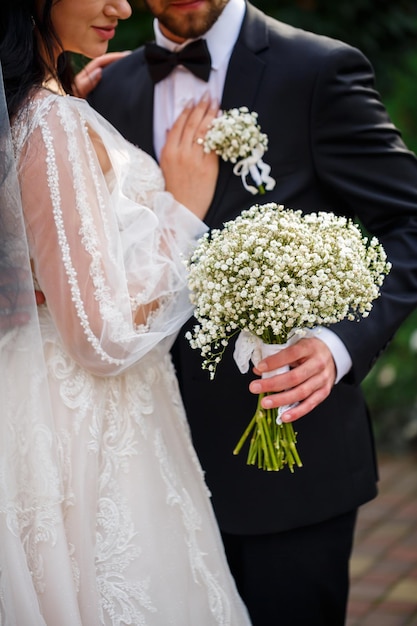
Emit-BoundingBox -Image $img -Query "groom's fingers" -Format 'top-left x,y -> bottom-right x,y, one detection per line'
249,338 -> 336,422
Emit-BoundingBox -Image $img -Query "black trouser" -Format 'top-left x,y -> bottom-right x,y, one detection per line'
221,509 -> 358,626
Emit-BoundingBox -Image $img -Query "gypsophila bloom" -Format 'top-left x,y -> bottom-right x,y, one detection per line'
186,202 -> 391,472
204,107 -> 268,162
187,202 -> 391,377
203,107 -> 276,195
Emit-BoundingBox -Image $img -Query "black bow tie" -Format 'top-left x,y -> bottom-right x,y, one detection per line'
144,39 -> 212,84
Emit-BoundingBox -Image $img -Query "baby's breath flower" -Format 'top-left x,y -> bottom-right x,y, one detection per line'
204,107 -> 267,161
187,203 -> 391,373
203,107 -> 276,195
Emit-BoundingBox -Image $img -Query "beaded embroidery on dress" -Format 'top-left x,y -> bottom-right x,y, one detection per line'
0,90 -> 251,625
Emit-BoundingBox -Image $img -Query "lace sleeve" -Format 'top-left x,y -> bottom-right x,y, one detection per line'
15,94 -> 206,375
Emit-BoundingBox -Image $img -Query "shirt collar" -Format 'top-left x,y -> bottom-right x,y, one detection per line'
153,0 -> 246,69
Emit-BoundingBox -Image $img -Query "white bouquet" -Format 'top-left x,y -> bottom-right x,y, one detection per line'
202,107 -> 276,195
186,202 -> 391,472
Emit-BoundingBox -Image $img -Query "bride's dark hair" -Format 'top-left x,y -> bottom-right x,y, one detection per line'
0,0 -> 75,120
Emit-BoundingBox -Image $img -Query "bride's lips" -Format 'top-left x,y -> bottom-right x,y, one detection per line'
92,25 -> 117,41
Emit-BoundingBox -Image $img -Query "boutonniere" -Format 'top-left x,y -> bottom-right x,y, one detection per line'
200,107 -> 276,195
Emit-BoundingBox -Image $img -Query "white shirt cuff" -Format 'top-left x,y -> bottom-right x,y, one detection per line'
310,326 -> 352,384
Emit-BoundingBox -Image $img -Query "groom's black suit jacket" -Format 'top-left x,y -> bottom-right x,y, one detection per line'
90,3 -> 417,535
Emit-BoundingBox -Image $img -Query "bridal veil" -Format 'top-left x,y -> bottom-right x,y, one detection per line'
0,63 -> 59,625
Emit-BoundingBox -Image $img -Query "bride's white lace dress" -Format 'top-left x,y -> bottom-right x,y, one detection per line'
1,91 -> 251,626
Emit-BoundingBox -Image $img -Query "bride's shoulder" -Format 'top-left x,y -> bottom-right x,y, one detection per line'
75,100 -> 164,181
12,89 -> 76,135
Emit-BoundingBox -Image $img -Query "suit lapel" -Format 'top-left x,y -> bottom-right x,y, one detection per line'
222,3 -> 268,110
206,4 -> 269,224
136,67 -> 156,159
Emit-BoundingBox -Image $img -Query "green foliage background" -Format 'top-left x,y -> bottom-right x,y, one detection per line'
107,0 -> 417,450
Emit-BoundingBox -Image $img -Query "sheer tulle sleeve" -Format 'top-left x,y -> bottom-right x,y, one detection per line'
14,93 -> 206,376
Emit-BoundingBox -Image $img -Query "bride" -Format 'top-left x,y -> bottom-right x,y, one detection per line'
0,0 -> 251,624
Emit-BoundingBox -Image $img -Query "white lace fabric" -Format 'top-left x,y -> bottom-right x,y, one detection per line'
0,90 -> 251,625
13,91 -> 206,375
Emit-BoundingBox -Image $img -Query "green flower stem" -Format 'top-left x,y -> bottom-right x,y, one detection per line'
284,422 -> 303,471
247,434 -> 259,466
258,185 -> 266,195
233,405 -> 258,456
233,392 -> 303,472
256,408 -> 279,471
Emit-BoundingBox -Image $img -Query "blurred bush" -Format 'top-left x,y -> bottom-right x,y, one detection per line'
384,49 -> 417,154
362,309 -> 417,452
107,0 -> 153,50
252,0 -> 417,94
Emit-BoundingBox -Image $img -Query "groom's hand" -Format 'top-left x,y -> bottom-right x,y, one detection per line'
249,337 -> 336,422
73,52 -> 131,99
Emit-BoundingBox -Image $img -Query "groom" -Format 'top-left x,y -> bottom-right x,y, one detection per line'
89,0 -> 417,623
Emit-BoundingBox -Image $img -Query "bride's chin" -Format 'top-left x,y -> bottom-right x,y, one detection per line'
77,43 -> 110,60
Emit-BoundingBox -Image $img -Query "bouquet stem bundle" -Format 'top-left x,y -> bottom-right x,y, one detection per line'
233,393 -> 302,472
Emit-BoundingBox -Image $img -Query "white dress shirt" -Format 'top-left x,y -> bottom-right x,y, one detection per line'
152,0 -> 245,160
151,0 -> 352,382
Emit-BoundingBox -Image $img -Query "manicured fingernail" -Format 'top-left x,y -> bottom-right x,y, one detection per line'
90,68 -> 101,81
250,382 -> 262,394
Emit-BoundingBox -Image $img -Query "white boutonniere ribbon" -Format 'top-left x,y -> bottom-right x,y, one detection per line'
233,146 -> 276,195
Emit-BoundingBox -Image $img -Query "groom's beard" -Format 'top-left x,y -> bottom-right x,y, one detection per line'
144,0 -> 229,41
